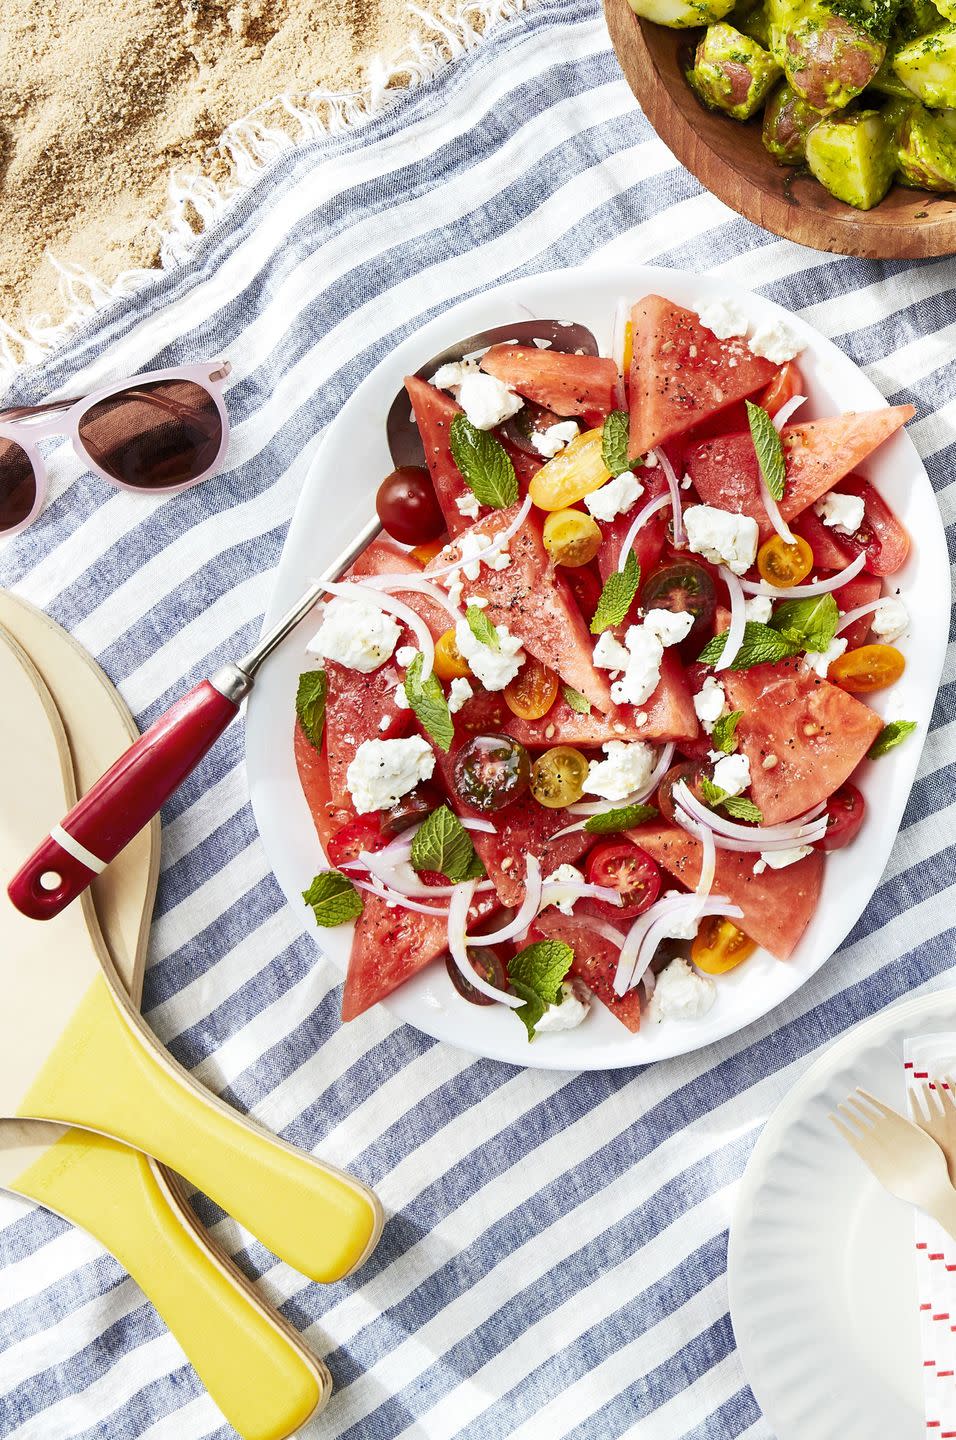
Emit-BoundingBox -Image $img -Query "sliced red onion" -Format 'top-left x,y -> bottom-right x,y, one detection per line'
448,882 -> 523,1008
461,817 -> 498,834
616,493 -> 671,573
673,781 -> 827,842
588,918 -> 628,948
757,474 -> 796,546
422,493 -> 533,580
467,855 -> 542,945
324,581 -> 436,679
738,550 -> 866,599
613,893 -> 706,996
642,967 -> 656,1000
771,394 -> 807,432
611,296 -> 629,410
353,878 -> 450,916
628,896 -> 743,995
696,823 -> 716,897
650,448 -> 685,548
354,850 -> 496,898
539,881 -> 622,910
835,599 -> 884,637
355,573 -> 462,623
673,803 -> 826,852
716,569 -> 747,671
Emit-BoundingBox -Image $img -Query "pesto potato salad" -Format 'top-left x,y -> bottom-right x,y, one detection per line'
629,0 -> 956,208
293,296 -> 918,1044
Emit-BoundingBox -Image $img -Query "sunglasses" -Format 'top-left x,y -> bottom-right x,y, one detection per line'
0,360 -> 232,537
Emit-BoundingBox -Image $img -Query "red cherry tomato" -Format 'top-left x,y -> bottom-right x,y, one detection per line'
819,783 -> 866,851
376,467 -> 445,545
830,476 -> 910,577
758,361 -> 804,417
585,841 -> 662,920
326,816 -> 388,867
656,762 -> 707,823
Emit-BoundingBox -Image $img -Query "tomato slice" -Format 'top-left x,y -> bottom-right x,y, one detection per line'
828,643 -> 904,693
656,762 -> 707,823
530,746 -> 589,808
504,657 -> 560,720
640,561 -> 716,648
757,534 -> 814,588
446,947 -> 508,1006
434,627 -> 471,680
586,841 -> 661,919
819,782 -> 865,851
327,816 -> 388,867
758,360 -> 803,417
830,476 -> 910,576
691,916 -> 757,974
542,509 -> 603,567
454,733 -> 531,813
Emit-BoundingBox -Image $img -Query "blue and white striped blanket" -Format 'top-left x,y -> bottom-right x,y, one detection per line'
1,0 -> 954,1434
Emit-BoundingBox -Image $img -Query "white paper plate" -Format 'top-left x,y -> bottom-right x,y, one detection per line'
245,264 -> 949,1070
728,987 -> 956,1440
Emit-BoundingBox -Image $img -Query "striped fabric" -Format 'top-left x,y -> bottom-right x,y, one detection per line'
1,0 -> 954,1434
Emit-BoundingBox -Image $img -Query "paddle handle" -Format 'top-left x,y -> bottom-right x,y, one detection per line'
7,675 -> 245,921
13,1129 -> 327,1440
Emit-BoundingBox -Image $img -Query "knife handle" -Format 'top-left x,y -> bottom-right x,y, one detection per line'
8,680 -> 239,921
13,1127 -> 328,1440
21,976 -> 383,1282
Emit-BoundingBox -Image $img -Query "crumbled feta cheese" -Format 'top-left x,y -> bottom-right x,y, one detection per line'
871,596 -> 909,643
534,980 -> 591,1033
532,420 -> 579,458
748,316 -> 802,364
711,751 -> 751,797
645,450 -> 659,468
660,908 -> 702,942
307,597 -> 401,673
430,360 -> 523,431
454,617 -> 525,690
592,631 -> 630,674
684,505 -> 759,576
757,844 -> 814,872
395,645 -> 417,668
469,595 -> 489,608
649,957 -> 716,1023
584,471 -> 644,522
612,627 -> 664,707
543,864 -> 586,917
814,491 -> 865,536
696,297 -> 749,340
804,636 -> 846,679
444,570 -> 464,608
583,740 -> 657,802
378,715 -> 390,733
455,491 -> 481,520
744,595 -> 773,624
447,676 -> 474,714
643,608 -> 694,647
393,682 -> 410,710
681,473 -> 693,490
430,360 -> 474,390
694,676 -> 726,734
346,736 -> 435,814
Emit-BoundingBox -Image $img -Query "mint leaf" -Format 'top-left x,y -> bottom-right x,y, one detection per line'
722,795 -> 764,823
700,775 -> 726,809
410,804 -> 485,883
770,594 -> 840,653
711,710 -> 743,754
590,549 -> 641,634
698,621 -> 800,670
302,870 -> 363,926
562,685 -> 592,715
868,719 -> 917,759
584,802 -> 657,834
746,399 -> 786,502
449,415 -> 518,508
465,603 -> 498,650
602,409 -> 639,475
508,939 -> 574,1041
404,652 -> 454,752
296,670 -> 328,751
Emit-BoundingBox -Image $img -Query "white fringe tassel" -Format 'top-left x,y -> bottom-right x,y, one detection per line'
1,0 -> 530,385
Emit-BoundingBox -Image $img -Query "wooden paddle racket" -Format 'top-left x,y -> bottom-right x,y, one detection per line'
0,594 -> 330,1439
0,625 -> 382,1284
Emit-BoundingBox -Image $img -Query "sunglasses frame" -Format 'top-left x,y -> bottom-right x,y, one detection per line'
0,360 -> 231,537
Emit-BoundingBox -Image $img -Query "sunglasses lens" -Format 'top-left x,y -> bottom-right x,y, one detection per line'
0,437 -> 37,532
77,379 -> 223,490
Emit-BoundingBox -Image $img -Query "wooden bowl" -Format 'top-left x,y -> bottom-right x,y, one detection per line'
604,0 -> 956,259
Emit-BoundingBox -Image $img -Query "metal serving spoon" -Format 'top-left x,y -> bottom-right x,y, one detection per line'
8,317 -> 599,920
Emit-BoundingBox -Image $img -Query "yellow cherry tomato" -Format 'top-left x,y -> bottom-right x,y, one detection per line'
827,643 -> 904,693
530,745 -> 589,808
528,429 -> 611,511
756,533 -> 814,588
411,537 -> 447,567
691,917 -> 757,975
433,627 -> 470,681
542,509 -> 603,568
622,319 -> 633,379
504,657 -> 560,720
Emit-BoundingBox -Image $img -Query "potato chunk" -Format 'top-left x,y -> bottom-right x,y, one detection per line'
626,0 -> 736,27
892,25 -> 956,106
762,80 -> 825,158
784,12 -> 887,109
805,108 -> 897,204
686,22 -> 782,117
897,101 -> 956,186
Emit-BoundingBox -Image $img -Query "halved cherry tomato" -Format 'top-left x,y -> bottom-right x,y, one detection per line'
542,509 -> 603,567
828,643 -> 904,693
819,781 -> 866,851
411,537 -> 447,567
622,319 -> 633,382
376,467 -> 445,545
446,947 -> 508,1006
758,361 -> 803,417
641,561 -> 716,649
504,657 -> 559,720
564,563 -> 603,622
657,762 -> 707,824
530,746 -> 589,808
757,533 -> 814,588
586,841 -> 661,920
454,733 -> 531,813
434,627 -> 471,681
692,917 -> 757,974
327,815 -> 388,867
831,476 -> 910,577
380,783 -> 442,837
528,430 -> 610,511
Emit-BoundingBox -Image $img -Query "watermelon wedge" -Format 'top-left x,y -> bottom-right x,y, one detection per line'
834,573 -> 883,649
427,508 -> 613,713
405,375 -> 473,536
479,345 -> 618,422
721,657 -> 883,825
532,910 -> 643,1032
505,656 -> 697,745
629,822 -> 823,960
294,720 -> 355,852
791,505 -> 855,571
627,295 -> 778,460
684,407 -> 915,541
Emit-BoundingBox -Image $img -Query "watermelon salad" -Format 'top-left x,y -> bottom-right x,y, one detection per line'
293,292 -> 918,1044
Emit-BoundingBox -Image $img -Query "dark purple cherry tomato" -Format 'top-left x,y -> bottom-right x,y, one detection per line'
453,733 -> 530,813
379,783 -> 443,838
641,561 -> 716,649
446,946 -> 508,1005
376,466 -> 445,545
